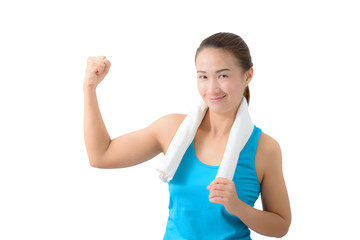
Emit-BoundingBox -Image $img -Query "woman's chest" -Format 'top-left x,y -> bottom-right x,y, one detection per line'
193,132 -> 228,166
193,130 -> 265,184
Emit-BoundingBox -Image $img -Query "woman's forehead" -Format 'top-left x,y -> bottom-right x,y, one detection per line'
196,48 -> 239,71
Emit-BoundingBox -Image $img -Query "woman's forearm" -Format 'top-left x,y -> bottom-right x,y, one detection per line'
83,86 -> 111,166
231,199 -> 290,238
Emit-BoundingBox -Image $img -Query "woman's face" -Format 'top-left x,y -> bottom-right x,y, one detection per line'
195,47 -> 252,114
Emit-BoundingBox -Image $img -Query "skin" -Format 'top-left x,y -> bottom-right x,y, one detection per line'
83,50 -> 291,238
196,48 -> 291,237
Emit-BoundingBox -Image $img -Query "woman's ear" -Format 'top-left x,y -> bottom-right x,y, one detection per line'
244,67 -> 254,86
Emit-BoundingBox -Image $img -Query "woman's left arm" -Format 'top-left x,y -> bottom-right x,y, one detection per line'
208,138 -> 291,238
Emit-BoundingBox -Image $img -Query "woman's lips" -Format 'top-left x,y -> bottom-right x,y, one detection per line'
209,96 -> 225,103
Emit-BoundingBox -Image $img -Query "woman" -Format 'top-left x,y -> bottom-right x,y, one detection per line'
83,32 -> 291,239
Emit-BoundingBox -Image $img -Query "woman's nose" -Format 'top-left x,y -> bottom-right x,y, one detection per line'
208,78 -> 220,93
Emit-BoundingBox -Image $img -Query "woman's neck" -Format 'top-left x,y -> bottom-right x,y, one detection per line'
200,106 -> 238,138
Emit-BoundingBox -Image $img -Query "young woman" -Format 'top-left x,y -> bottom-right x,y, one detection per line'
83,32 -> 291,239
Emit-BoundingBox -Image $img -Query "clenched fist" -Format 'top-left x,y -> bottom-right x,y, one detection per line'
83,56 -> 111,88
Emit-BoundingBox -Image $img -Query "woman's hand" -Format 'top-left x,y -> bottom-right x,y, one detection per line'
207,177 -> 240,215
84,56 -> 111,89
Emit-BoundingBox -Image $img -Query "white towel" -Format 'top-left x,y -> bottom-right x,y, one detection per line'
156,96 -> 254,183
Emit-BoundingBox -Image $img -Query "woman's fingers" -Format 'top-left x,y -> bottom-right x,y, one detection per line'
84,56 -> 110,88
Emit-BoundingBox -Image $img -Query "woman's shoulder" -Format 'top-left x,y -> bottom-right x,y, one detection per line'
151,113 -> 187,154
153,113 -> 187,130
255,130 -> 282,183
257,131 -> 281,156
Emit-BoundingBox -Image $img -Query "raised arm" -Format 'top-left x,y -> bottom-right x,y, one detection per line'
83,56 -> 183,169
83,56 -> 112,167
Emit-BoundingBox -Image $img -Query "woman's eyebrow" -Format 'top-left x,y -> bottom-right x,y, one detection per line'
197,68 -> 231,74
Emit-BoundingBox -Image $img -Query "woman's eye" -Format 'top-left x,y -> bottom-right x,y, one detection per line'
199,75 -> 207,79
219,74 -> 228,78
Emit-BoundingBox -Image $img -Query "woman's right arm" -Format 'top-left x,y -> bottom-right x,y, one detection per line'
83,56 -> 172,169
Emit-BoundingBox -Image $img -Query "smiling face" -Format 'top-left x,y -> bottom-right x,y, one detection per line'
196,47 -> 252,114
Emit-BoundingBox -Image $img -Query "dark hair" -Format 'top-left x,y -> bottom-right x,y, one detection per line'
195,32 -> 253,105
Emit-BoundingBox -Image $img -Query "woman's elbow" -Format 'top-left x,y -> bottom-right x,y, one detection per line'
89,160 -> 101,168
275,219 -> 291,238
88,157 -> 105,169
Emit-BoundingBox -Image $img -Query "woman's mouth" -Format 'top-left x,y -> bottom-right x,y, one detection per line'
208,96 -> 225,103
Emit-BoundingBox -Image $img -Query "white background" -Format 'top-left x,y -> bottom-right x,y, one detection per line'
1,0 -> 359,239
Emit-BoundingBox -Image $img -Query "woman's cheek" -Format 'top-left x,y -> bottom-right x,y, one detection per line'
197,81 -> 206,95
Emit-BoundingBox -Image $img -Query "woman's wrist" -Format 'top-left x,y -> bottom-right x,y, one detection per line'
228,198 -> 249,217
83,83 -> 97,93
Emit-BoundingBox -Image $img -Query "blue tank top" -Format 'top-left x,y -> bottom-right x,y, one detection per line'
163,125 -> 262,240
